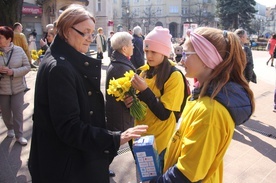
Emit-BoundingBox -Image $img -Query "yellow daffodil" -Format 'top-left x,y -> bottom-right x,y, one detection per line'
107,70 -> 147,120
0,51 -> 4,56
137,64 -> 149,71
124,70 -> 135,79
31,49 -> 44,61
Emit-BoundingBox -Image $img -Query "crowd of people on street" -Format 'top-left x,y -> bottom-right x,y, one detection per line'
0,3 -> 276,183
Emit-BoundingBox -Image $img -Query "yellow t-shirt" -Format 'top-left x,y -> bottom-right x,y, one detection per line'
13,32 -> 31,61
164,96 -> 235,182
135,71 -> 184,154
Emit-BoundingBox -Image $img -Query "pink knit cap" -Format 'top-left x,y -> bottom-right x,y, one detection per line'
144,26 -> 172,57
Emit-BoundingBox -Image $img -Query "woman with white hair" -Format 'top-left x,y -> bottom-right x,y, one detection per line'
106,32 -> 136,153
130,26 -> 145,69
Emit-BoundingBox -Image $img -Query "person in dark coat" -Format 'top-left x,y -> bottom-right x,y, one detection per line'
28,5 -> 147,183
107,31 -> 114,57
130,26 -> 144,69
106,31 -> 135,153
234,29 -> 256,83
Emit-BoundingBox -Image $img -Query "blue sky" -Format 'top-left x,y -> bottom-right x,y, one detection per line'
255,0 -> 275,7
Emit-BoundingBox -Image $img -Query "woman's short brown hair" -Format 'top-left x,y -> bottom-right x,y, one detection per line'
0,26 -> 14,42
55,4 -> 95,40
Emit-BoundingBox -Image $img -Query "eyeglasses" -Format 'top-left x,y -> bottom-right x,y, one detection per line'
71,27 -> 94,39
182,51 -> 197,61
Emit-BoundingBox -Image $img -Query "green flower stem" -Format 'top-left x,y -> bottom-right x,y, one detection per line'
127,87 -> 147,121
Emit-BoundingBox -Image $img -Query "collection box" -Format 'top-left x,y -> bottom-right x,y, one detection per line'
133,135 -> 161,182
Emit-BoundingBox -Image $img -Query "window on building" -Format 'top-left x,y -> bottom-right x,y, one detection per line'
144,7 -> 149,13
113,0 -> 117,3
156,0 -> 162,3
133,0 -> 139,3
133,7 -> 140,16
97,0 -> 101,12
169,6 -> 179,13
182,7 -> 188,15
156,7 -> 162,16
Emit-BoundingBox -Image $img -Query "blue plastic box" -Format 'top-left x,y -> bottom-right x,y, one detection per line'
133,135 -> 161,182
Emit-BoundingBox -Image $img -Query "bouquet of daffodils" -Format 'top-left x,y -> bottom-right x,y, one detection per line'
31,49 -> 44,61
107,64 -> 149,120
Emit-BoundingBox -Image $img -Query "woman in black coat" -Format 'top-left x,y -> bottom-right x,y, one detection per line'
130,26 -> 145,69
234,29 -> 256,83
28,5 -> 147,183
106,32 -> 135,132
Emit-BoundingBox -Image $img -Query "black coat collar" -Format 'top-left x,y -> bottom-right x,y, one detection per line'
50,35 -> 102,90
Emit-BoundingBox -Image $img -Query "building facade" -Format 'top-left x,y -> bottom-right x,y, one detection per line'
111,0 -> 216,39
22,0 -> 43,47
265,6 -> 276,37
22,0 -> 89,47
87,0 -> 114,36
21,0 -> 275,42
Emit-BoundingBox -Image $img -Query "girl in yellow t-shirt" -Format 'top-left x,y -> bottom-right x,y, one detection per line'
125,26 -> 188,171
148,27 -> 255,183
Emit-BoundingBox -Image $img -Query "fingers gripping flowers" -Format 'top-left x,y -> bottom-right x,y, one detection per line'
107,64 -> 149,120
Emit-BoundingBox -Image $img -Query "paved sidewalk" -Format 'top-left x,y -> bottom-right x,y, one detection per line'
0,51 -> 275,183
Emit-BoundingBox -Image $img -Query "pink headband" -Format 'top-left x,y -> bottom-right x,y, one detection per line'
189,32 -> 223,69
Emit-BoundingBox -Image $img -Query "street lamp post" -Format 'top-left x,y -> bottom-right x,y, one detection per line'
126,7 -> 130,30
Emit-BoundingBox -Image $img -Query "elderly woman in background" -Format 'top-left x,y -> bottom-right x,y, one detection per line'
105,31 -> 135,176
28,4 -> 147,183
130,26 -> 145,69
0,26 -> 31,145
234,29 -> 256,83
106,31 -> 135,156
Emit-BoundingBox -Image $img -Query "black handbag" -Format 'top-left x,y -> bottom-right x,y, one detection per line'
97,52 -> 103,59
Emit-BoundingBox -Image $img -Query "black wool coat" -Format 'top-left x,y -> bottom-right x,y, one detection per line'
105,51 -> 136,131
130,34 -> 145,69
28,35 -> 120,183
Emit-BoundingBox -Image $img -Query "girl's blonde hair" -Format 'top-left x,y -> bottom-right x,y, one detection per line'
195,27 -> 255,112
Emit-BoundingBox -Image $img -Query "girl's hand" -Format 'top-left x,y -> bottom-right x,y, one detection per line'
124,94 -> 133,108
131,74 -> 148,92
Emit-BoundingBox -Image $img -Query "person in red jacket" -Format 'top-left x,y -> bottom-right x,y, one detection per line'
266,34 -> 276,67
